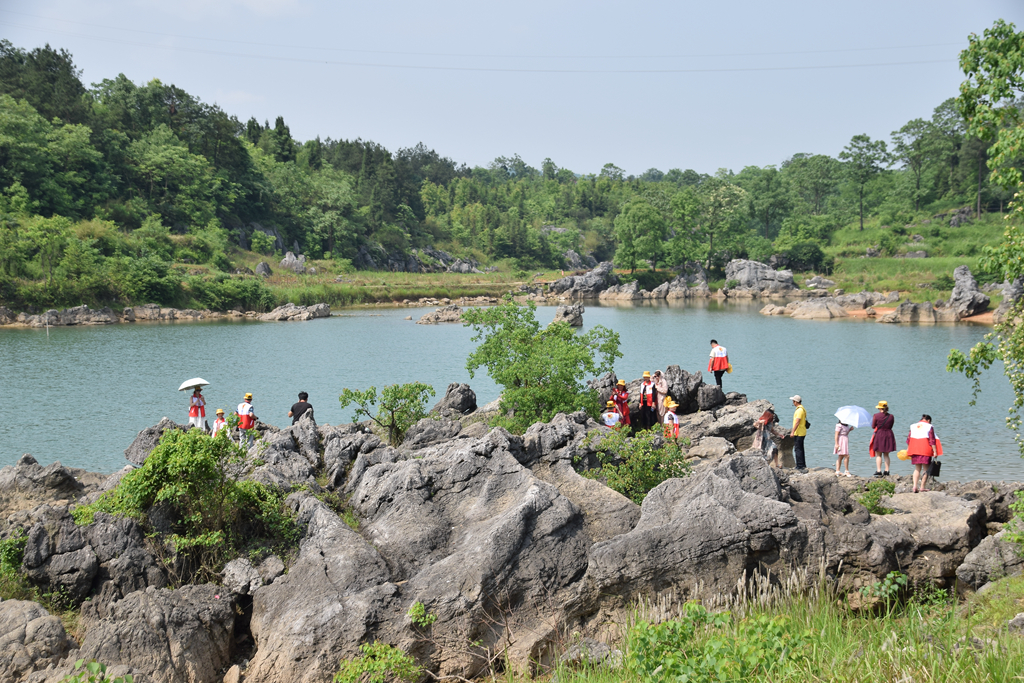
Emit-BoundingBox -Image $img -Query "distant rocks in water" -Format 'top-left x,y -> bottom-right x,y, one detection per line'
994,277 -> 1023,324
562,249 -> 598,270
255,261 -> 273,277
0,304 -> 119,328
258,302 -> 331,322
834,290 -> 900,309
416,304 -> 463,324
599,280 -> 642,301
552,302 -> 584,326
123,303 -> 230,322
548,261 -> 619,299
788,299 -> 849,319
946,265 -> 990,318
804,275 -> 835,290
723,259 -> 797,295
878,301 -> 959,324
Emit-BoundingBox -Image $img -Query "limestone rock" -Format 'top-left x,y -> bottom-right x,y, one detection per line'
562,249 -> 597,270
724,259 -> 797,293
549,262 -> 619,298
258,302 -> 330,321
222,557 -> 262,596
1010,613 -> 1024,635
124,417 -> 184,466
665,263 -> 712,299
834,291 -> 900,309
11,305 -> 119,328
598,281 -> 642,300
448,258 -> 481,274
431,382 -> 477,416
402,416 -> 462,449
416,304 -> 462,324
956,530 -> 1024,589
804,275 -> 835,290
686,436 -> 736,460
946,265 -> 990,317
789,298 -> 849,319
0,600 -> 72,682
697,384 -> 726,411
254,261 -> 272,277
0,455 -> 87,520
877,301 -> 959,324
279,251 -> 306,274
760,304 -> 787,315
552,302 -> 585,326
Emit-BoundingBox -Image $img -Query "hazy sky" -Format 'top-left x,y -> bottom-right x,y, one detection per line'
3,1 -> 1023,176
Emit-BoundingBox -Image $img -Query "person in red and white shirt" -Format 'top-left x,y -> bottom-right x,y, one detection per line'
663,401 -> 680,439
188,387 -> 206,431
236,393 -> 257,448
708,340 -> 729,388
602,401 -> 622,429
907,414 -> 938,493
637,371 -> 658,430
211,409 -> 227,437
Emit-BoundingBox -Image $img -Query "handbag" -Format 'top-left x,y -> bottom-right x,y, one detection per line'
929,459 -> 942,478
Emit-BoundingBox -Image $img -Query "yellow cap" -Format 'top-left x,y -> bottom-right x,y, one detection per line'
216,408 -> 224,414
643,371 -> 651,378
617,379 -> 626,386
244,393 -> 253,400
606,400 -> 615,407
876,400 -> 888,410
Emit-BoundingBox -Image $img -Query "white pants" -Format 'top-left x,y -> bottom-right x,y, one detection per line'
188,415 -> 204,430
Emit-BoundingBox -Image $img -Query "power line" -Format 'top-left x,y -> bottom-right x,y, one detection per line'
0,8 -> 966,61
0,20 -> 957,74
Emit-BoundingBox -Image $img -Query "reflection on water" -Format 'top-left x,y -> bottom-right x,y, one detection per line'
0,299 -> 1018,482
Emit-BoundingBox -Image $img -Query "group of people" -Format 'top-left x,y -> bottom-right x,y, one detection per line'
187,387 -> 313,447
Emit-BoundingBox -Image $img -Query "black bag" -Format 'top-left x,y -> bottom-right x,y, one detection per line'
804,420 -> 810,430
929,459 -> 942,478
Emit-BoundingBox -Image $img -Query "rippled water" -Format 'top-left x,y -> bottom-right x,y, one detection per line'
0,299 -> 1019,482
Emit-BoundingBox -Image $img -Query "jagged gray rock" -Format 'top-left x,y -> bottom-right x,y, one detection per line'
416,304 -> 462,324
697,384 -> 726,411
279,251 -> 306,274
956,530 -> 1024,589
124,417 -> 183,466
552,302 -> 585,326
946,265 -> 990,317
0,600 -> 72,682
258,302 -> 330,321
724,259 -> 797,293
254,261 -> 272,277
431,382 -> 477,415
833,290 -> 900,309
789,298 -> 849,319
878,301 -> 959,323
222,557 -> 262,596
0,455 -> 88,520
3,305 -> 119,328
549,262 -> 619,298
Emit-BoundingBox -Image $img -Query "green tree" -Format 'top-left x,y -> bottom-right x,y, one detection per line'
839,134 -> 888,230
782,154 -> 841,216
735,165 -> 791,239
583,428 -> 689,504
614,198 -> 667,272
339,382 -> 436,446
891,118 -> 937,211
463,297 -> 621,434
696,178 -> 747,269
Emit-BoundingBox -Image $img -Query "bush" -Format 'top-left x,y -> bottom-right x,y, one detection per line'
338,382 -> 436,446
61,660 -> 133,683
582,428 -> 689,504
858,479 -> 896,515
250,231 -> 275,255
334,643 -> 419,683
74,429 -> 297,580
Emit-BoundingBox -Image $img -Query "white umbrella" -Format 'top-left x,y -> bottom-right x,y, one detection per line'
178,378 -> 210,391
834,405 -> 872,428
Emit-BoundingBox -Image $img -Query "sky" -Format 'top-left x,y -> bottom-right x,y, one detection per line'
2,0 -> 1023,176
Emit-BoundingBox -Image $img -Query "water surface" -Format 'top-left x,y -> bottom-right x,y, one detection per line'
0,300 -> 1018,482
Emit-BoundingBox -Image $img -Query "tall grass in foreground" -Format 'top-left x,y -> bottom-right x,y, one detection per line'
547,565 -> 1024,683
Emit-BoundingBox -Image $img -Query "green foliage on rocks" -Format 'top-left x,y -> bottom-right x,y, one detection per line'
73,428 -> 297,577
857,479 -> 896,515
463,296 -> 621,434
582,428 -> 689,504
61,660 -> 133,683
338,382 -> 436,446
333,643 -> 420,683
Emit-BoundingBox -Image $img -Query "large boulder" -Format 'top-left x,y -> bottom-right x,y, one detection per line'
552,302 -> 585,326
448,258 -> 481,274
598,281 -> 642,300
0,600 -> 72,682
946,265 -> 990,317
124,417 -> 184,466
724,260 -> 797,293
834,290 -> 900,309
562,249 -> 597,270
878,301 -> 959,323
675,399 -> 772,449
279,251 -> 306,274
0,455 -> 89,520
789,299 -> 849,320
665,263 -> 712,299
956,529 -> 1024,589
431,382 -> 477,416
549,262 -> 619,298
254,261 -> 272,277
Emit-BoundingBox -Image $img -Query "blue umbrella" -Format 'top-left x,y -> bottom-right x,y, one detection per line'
834,405 -> 872,428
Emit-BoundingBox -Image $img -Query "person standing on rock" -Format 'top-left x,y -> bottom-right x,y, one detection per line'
612,379 -> 631,427
834,421 -> 853,477
653,370 -> 670,421
708,340 -> 729,388
188,387 -> 206,431
638,372 -> 658,430
602,400 -> 622,429
663,401 -> 680,439
288,391 -> 313,424
871,400 -> 895,477
211,408 -> 227,437
907,414 -> 938,493
789,395 -> 808,471
236,392 -> 257,448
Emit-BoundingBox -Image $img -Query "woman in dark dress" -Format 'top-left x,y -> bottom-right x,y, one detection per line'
871,400 -> 896,476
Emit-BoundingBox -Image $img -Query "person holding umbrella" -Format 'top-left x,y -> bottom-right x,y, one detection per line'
833,405 -> 871,477
188,387 -> 206,431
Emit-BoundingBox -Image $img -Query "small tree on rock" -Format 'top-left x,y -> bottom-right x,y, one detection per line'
339,382 -> 436,446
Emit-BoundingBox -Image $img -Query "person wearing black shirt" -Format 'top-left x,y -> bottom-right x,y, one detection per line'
288,392 -> 313,424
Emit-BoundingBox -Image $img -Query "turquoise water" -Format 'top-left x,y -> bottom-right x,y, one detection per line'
0,300 -> 1018,481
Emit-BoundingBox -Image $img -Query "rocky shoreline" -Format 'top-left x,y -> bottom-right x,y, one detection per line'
0,302 -> 333,328
2,378 -> 1022,682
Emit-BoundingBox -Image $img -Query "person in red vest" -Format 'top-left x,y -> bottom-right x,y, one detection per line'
663,401 -> 680,439
236,392 -> 257,448
612,379 -> 631,426
638,371 -> 658,430
211,408 -> 227,437
188,387 -> 206,431
708,340 -> 729,388
602,400 -> 622,429
907,414 -> 938,493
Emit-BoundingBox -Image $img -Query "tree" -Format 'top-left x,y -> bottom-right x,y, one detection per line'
958,19 -> 1024,189
891,119 -> 937,211
338,382 -> 436,446
734,165 -> 790,239
599,163 -> 625,181
782,154 -> 841,216
463,297 -> 621,434
613,198 -> 667,272
696,178 -> 747,269
839,134 -> 888,230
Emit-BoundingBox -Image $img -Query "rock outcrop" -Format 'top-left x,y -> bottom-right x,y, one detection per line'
994,277 -> 1023,324
254,261 -> 272,277
416,304 -> 463,324
562,249 -> 597,270
877,301 -> 959,324
0,455 -> 93,521
258,302 -> 331,321
431,382 -> 477,416
549,262 -> 619,299
598,281 -> 642,300
788,299 -> 849,319
0,600 -> 72,682
124,417 -> 184,466
833,290 -> 900,309
279,251 -> 307,274
956,530 -> 1024,589
552,302 -> 585,326
724,259 -> 797,294
2,305 -> 119,328
945,266 -> 990,317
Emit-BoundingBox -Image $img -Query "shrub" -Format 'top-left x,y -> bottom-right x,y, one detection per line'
61,660 -> 133,683
334,642 -> 420,683
582,428 -> 689,504
250,231 -> 275,255
339,382 -> 436,446
74,429 -> 297,580
858,479 -> 895,514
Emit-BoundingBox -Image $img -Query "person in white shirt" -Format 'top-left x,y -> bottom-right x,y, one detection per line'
663,401 -> 680,439
211,408 -> 227,437
602,400 -> 622,429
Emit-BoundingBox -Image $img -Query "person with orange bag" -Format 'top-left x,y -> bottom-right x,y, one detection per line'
708,340 -> 729,388
906,414 -> 940,493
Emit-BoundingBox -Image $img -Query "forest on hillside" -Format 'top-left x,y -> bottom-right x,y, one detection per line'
0,37 -> 1014,310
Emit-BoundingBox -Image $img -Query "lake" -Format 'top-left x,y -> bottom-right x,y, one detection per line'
1,300 -> 1019,482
